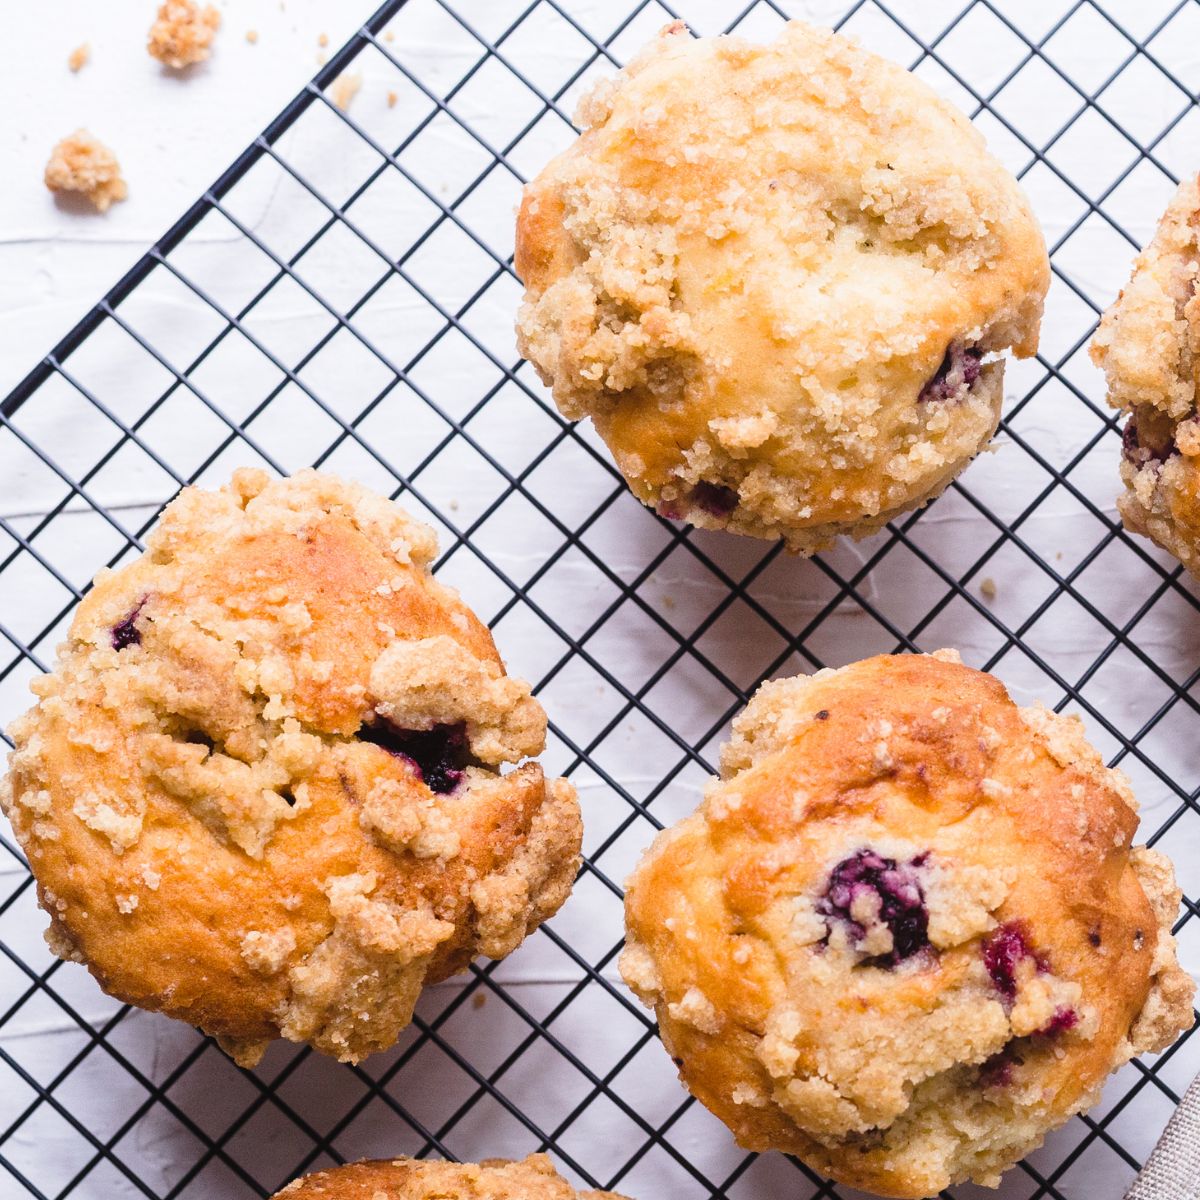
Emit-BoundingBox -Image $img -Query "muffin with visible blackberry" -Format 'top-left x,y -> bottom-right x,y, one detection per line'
1,469 -> 581,1067
271,1154 -> 626,1199
1091,173 -> 1200,575
516,21 -> 1049,554
621,650 -> 1193,1198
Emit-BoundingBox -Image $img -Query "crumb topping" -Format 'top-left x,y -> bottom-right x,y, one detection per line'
44,131 -> 127,212
147,0 -> 220,69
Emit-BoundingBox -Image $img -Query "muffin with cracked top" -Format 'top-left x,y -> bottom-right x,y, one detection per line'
271,1154 -> 626,1199
0,469 -> 581,1067
620,651 -> 1194,1198
1091,172 -> 1200,575
516,21 -> 1049,553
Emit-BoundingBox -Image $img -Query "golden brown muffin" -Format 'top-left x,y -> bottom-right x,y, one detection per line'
0,469 -> 581,1067
516,21 -> 1049,554
1091,173 -> 1200,575
271,1154 -> 625,1199
621,651 -> 1193,1198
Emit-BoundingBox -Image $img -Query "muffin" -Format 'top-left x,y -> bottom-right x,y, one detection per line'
516,21 -> 1049,554
620,651 -> 1193,1197
0,469 -> 582,1067
1091,172 -> 1200,575
271,1154 -> 625,1199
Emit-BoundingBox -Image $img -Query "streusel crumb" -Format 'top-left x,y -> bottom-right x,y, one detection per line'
44,131 -> 127,212
68,44 -> 90,72
147,0 -> 220,69
329,71 -> 362,112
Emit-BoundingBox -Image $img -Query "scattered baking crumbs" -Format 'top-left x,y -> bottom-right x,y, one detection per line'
68,43 -> 90,72
147,0 -> 221,69
448,498 -> 459,511
384,29 -> 394,42
387,91 -> 398,108
246,29 -> 258,44
329,71 -> 361,111
663,594 -> 676,610
979,577 -> 997,600
317,32 -> 329,46
44,130 -> 128,212
472,991 -> 487,1010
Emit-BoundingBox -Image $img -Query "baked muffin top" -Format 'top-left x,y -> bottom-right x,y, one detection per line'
621,651 -> 1193,1197
517,21 -> 1049,552
272,1154 -> 624,1199
1,469 -> 581,1067
1091,172 -> 1200,574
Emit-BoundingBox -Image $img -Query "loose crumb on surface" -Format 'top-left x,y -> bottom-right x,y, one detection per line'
246,29 -> 258,44
147,0 -> 221,69
44,130 -> 128,212
979,577 -> 997,600
387,90 -> 398,108
68,43 -> 90,72
329,71 -> 362,112
384,30 -> 395,43
472,991 -> 487,1010
317,32 -> 329,47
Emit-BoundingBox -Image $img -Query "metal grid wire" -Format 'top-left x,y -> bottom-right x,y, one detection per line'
1,0 -> 1198,1197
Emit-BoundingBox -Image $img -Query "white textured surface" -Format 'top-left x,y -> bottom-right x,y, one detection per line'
1,2 -> 1198,1198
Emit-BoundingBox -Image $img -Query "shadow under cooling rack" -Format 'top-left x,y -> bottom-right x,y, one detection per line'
1,1 -> 1198,1198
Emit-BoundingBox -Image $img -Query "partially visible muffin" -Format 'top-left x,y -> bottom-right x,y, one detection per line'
1,470 -> 581,1067
44,131 -> 127,212
621,651 -> 1194,1198
516,21 -> 1049,554
272,1154 -> 626,1199
1091,173 -> 1200,575
147,0 -> 220,69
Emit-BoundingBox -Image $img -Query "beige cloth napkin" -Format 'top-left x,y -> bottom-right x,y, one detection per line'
1124,1071 -> 1200,1199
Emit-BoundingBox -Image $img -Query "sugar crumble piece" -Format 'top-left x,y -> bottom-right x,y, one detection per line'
318,32 -> 329,47
68,43 -> 90,72
329,71 -> 362,112
147,0 -> 221,70
387,90 -> 398,108
44,131 -> 128,213
979,577 -> 997,600
246,29 -> 258,44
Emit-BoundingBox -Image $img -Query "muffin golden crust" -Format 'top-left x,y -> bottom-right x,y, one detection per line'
516,21 -> 1049,554
1091,173 -> 1200,575
0,469 -> 581,1067
621,651 -> 1193,1198
272,1154 -> 625,1199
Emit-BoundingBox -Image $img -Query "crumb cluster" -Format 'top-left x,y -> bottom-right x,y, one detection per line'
43,130 -> 128,212
147,0 -> 221,69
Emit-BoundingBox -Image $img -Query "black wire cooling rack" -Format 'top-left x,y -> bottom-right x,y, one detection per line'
2,1 -> 1199,1197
